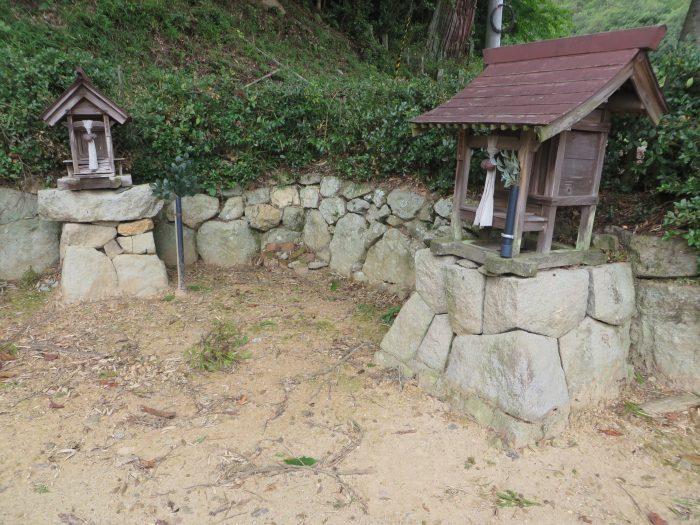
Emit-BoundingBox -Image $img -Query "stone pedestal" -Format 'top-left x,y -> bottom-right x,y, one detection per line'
38,185 -> 169,303
376,249 -> 636,447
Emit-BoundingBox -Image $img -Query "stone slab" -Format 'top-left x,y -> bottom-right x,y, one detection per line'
379,293 -> 434,362
482,268 -> 589,338
197,220 -> 259,267
153,221 -> 198,267
559,317 -> 631,409
113,254 -> 169,297
362,228 -> 415,288
415,249 -> 457,313
117,219 -> 154,236
415,314 -> 453,371
0,218 -> 60,280
329,213 -> 367,275
445,265 -> 485,335
219,196 -> 245,221
0,188 -> 37,225
629,235 -> 698,278
640,394 -> 700,416
587,263 -> 635,325
632,280 -> 700,392
38,184 -> 163,222
60,223 -> 116,257
61,247 -> 119,303
445,330 -> 569,422
166,194 -> 219,229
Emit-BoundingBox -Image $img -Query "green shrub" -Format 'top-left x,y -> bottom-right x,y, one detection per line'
605,43 -> 700,251
186,320 -> 250,372
0,1 -> 468,194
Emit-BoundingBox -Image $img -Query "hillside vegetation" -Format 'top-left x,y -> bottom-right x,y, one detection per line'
558,0 -> 691,45
1,0 -> 698,251
0,0 -> 466,192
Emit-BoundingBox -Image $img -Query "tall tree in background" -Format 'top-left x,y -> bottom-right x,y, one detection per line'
681,0 -> 700,46
426,0 -> 478,59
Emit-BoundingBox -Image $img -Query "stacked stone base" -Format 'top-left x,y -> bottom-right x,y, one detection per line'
38,185 -> 169,303
376,249 -> 636,448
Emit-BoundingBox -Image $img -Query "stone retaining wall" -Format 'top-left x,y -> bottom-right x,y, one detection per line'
1,182 -> 697,399
0,188 -> 59,280
38,185 -> 168,303
376,250 -> 638,447
150,176 -> 454,292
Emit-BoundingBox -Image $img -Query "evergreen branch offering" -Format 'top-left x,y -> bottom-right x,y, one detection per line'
495,150 -> 520,188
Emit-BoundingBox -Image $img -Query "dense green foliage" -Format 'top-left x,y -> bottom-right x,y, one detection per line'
1,0 -> 696,250
307,0 -> 573,75
558,0 -> 691,47
150,154 -> 200,199
0,1 -> 471,193
605,43 -> 700,250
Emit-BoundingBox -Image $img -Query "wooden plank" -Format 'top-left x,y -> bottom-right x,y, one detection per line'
480,49 -> 636,77
414,114 -> 557,125
536,133 -> 566,252
630,54 -> 668,123
450,79 -> 609,99
451,130 -> 471,241
482,25 -> 666,65
528,195 -> 598,206
466,135 -> 520,150
575,127 -> 608,250
536,62 -> 634,142
66,115 -> 80,178
576,205 -> 597,250
430,239 -> 491,264
511,131 -> 537,257
484,248 -> 607,277
483,255 -> 539,277
468,65 -> 625,88
103,115 -> 115,174
440,92 -> 590,108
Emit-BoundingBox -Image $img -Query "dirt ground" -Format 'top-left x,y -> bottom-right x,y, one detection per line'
0,265 -> 698,525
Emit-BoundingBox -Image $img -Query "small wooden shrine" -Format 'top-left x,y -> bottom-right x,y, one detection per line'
42,67 -> 131,191
413,26 -> 668,276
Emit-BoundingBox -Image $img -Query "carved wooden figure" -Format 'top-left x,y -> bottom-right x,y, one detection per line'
42,67 -> 131,191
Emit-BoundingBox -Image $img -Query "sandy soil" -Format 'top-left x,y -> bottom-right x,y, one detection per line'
0,265 -> 698,525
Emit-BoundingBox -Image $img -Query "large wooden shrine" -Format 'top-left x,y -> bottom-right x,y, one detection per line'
42,67 -> 132,191
413,26 -> 668,276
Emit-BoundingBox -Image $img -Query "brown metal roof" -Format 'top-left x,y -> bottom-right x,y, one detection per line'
42,67 -> 129,127
412,26 -> 668,142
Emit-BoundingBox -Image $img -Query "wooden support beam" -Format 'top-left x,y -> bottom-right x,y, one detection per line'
466,135 -> 520,150
103,114 -> 115,175
451,130 -> 472,241
511,130 -> 537,257
66,115 -> 80,178
576,127 -> 608,250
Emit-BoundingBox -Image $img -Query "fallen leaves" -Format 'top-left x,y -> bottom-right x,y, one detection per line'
49,399 -> 65,409
141,405 -> 176,419
138,458 -> 157,469
41,352 -> 59,361
647,511 -> 669,525
679,454 -> 700,466
0,352 -> 17,361
0,371 -> 17,379
283,456 -> 318,466
598,428 -> 624,437
236,392 -> 248,405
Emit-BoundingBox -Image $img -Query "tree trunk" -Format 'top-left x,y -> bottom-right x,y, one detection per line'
426,0 -> 478,60
680,0 -> 700,47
